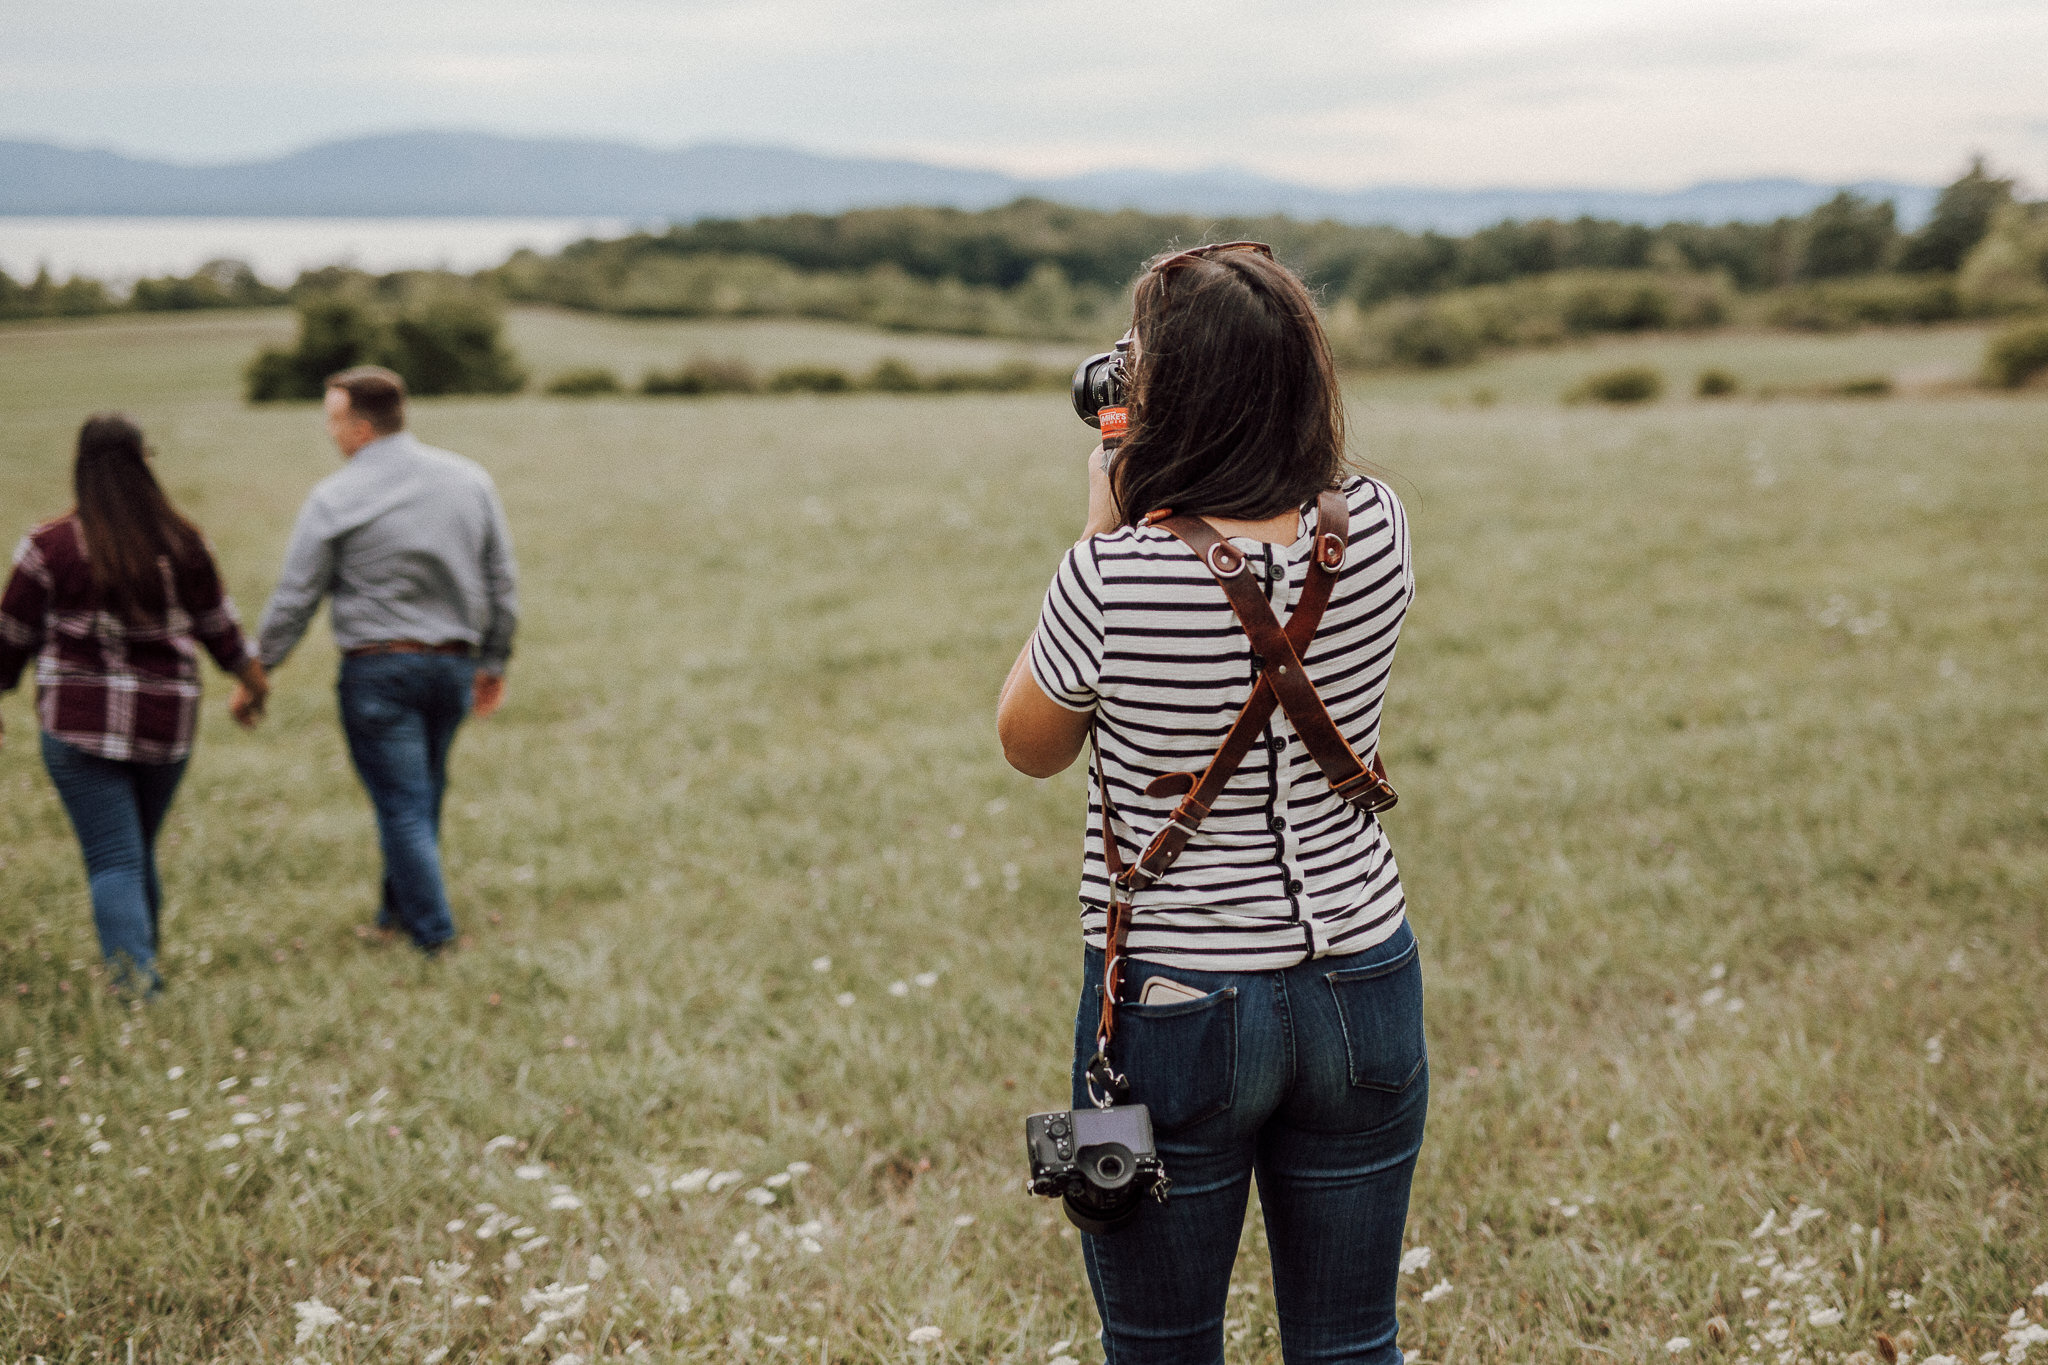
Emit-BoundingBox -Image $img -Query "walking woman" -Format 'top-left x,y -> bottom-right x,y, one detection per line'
0,414 -> 268,992
998,244 -> 1423,1364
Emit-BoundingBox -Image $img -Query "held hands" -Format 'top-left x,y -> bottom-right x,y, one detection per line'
472,671 -> 506,719
1081,443 -> 1121,541
229,658 -> 270,728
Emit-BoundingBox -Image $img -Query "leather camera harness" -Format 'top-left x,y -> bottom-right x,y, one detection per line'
1085,487 -> 1397,1108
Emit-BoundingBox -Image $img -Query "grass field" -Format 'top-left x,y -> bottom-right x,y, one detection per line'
1,309 -> 2045,1364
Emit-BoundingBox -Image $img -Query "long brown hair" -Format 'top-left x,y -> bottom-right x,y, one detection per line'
72,414 -> 205,619
1110,247 -> 1348,526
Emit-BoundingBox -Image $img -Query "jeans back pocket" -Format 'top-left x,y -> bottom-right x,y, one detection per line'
1098,984 -> 1239,1132
1323,933 -> 1426,1093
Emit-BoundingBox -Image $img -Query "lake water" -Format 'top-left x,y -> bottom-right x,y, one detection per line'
0,217 -> 640,285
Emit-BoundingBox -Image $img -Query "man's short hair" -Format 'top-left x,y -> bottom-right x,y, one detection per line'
326,366 -> 408,434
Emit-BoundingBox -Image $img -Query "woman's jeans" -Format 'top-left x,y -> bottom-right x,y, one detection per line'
337,653 -> 475,950
40,733 -> 189,991
1071,921 -> 1429,1365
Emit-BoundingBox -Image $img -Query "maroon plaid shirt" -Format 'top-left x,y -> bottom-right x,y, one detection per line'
0,516 -> 252,764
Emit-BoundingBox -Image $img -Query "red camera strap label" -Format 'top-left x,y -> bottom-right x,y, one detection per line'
1098,406 -> 1129,440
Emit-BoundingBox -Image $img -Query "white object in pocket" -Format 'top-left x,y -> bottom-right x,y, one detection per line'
1139,976 -> 1208,1006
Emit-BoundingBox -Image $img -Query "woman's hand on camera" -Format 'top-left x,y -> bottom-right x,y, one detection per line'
1081,443 -> 1121,540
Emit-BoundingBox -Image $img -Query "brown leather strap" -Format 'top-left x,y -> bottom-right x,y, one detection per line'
1093,488 -> 1393,1048
1157,510 -> 1397,817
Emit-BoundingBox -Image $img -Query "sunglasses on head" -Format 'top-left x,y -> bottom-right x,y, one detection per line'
1149,240 -> 1275,286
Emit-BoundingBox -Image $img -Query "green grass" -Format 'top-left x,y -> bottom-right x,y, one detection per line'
1,310 -> 2045,1363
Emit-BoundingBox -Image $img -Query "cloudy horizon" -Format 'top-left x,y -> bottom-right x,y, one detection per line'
5,0 -> 2044,191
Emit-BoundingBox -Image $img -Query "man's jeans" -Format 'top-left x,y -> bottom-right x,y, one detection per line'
40,732 -> 189,991
1070,921 -> 1429,1365
337,653 -> 475,949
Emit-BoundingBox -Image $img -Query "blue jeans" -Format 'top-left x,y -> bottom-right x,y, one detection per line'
336,653 -> 475,949
40,733 -> 189,991
1071,921 -> 1429,1365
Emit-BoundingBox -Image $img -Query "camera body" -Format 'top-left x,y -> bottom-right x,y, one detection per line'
1070,337 -> 1133,429
1024,1103 -> 1170,1234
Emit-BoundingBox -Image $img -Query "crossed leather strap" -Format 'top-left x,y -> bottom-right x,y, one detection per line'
1087,488 -> 1397,1095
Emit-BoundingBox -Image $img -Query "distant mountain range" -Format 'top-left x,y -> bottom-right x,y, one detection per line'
0,132 -> 1941,232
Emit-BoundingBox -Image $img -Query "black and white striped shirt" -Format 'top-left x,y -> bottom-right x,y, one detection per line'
1030,475 -> 1413,972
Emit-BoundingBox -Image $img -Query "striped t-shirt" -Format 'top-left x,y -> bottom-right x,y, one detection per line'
1029,474 -> 1413,972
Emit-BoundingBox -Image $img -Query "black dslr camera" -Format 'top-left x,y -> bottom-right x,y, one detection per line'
1070,335 -> 1132,428
1024,1103 -> 1170,1234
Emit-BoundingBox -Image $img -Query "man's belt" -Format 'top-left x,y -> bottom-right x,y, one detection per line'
344,640 -> 478,659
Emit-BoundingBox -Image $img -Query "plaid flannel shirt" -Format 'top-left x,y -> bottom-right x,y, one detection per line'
0,516 -> 252,764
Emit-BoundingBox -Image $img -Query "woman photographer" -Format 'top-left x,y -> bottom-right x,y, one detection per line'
998,244 -> 1423,1364
0,414 -> 268,993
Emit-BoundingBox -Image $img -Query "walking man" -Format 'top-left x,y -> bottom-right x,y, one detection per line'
244,366 -> 518,953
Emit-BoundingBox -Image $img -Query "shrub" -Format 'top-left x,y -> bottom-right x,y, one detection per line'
640,357 -> 760,396
766,365 -> 854,394
1696,368 -> 1740,398
865,358 -> 924,392
131,260 -> 284,311
1767,276 -> 1962,331
1982,321 -> 2048,389
923,360 -> 1050,393
544,367 -> 623,396
246,292 -> 525,402
1958,204 -> 2048,315
1566,366 -> 1664,405
1381,302 -> 1483,368
1836,376 -> 1893,398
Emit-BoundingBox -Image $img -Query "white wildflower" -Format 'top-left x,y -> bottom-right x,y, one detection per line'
483,1135 -> 518,1154
706,1170 -> 744,1193
167,1108 -> 191,1121
587,1253 -> 608,1282
554,1354 -> 583,1365
218,1077 -> 238,1092
426,1260 -> 469,1288
765,1172 -> 792,1188
2035,1282 -> 2048,1298
1810,1308 -> 1843,1327
1667,1338 -> 1693,1354
811,956 -> 832,972
798,1236 -> 823,1254
1785,1206 -> 1827,1234
889,980 -> 911,997
1399,1246 -> 1432,1274
667,1285 -> 692,1315
1923,1355 -> 1962,1365
292,1298 -> 344,1345
835,991 -> 856,1007
954,1214 -> 975,1227
1925,1036 -> 1945,1065
422,1349 -> 449,1365
515,1163 -> 547,1180
2015,1312 -> 2033,1329
726,1275 -> 751,1296
914,971 -> 940,988
908,1326 -> 944,1346
1749,1209 -> 1778,1239
1050,1358 -> 1080,1365
1420,1279 -> 1453,1304
744,1187 -> 775,1206
522,1281 -> 590,1313
501,1249 -> 523,1272
233,1112 -> 260,1126
519,1235 -> 552,1254
548,1193 -> 583,1211
206,1133 -> 241,1150
671,1167 -> 712,1193
166,1065 -> 184,1079
88,1139 -> 112,1155
786,1160 -> 813,1176
1743,1287 -> 1763,1301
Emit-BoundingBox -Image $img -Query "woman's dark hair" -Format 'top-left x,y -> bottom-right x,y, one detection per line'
72,413 -> 205,620
1110,248 -> 1348,526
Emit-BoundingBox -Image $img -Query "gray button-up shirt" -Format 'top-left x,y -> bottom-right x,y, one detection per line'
257,431 -> 519,673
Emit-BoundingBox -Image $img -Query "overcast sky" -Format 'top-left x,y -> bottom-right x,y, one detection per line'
4,0 -> 2044,189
